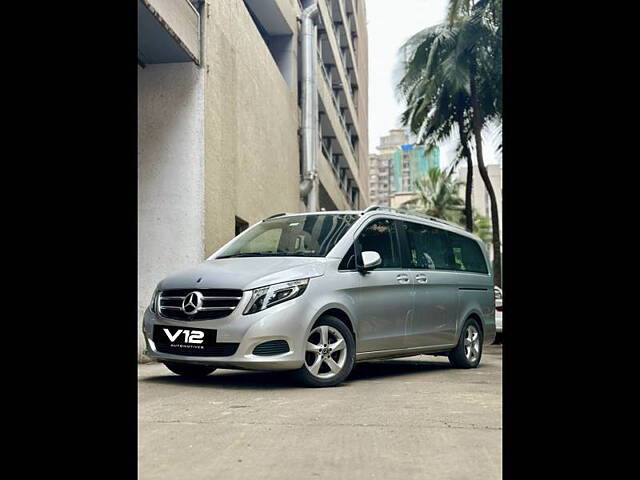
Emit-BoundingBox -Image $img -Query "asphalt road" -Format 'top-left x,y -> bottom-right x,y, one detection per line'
138,345 -> 502,480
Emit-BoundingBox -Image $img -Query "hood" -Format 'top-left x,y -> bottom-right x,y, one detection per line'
157,256 -> 327,292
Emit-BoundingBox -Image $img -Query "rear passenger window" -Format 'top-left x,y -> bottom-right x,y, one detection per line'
402,222 -> 454,270
428,228 -> 457,270
400,221 -> 488,273
402,222 -> 435,269
447,232 -> 489,274
356,218 -> 401,269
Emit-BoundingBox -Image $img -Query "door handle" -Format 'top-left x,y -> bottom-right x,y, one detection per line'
415,274 -> 428,284
396,274 -> 410,284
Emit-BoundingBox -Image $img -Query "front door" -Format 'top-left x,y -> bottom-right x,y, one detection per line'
352,217 -> 414,352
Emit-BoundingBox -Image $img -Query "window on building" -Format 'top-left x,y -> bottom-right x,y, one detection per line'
235,216 -> 249,236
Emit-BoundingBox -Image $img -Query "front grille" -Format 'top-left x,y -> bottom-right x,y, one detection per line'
155,342 -> 239,357
158,289 -> 243,320
252,340 -> 290,356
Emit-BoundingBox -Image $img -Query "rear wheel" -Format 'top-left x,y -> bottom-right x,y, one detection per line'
163,362 -> 216,378
448,318 -> 483,368
294,315 -> 355,387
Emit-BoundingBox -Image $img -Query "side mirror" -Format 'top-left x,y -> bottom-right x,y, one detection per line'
360,251 -> 382,271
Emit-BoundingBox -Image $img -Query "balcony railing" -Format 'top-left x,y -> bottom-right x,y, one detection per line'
319,131 -> 356,207
318,51 -> 355,156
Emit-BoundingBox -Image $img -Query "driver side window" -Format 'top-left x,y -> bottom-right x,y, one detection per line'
356,218 -> 401,269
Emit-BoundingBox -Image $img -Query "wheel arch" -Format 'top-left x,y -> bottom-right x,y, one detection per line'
466,312 -> 484,335
312,306 -> 356,343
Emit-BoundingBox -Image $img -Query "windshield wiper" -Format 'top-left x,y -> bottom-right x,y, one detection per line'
216,253 -> 273,259
217,252 -> 318,259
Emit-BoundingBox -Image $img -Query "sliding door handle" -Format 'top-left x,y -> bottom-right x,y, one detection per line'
396,274 -> 410,284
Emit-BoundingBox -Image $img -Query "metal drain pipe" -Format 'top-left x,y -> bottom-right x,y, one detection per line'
299,1 -> 319,211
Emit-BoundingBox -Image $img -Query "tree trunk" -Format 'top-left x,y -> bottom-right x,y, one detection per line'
469,60 -> 502,287
456,109 -> 473,232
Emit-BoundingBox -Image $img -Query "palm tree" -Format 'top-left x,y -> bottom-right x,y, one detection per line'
447,0 -> 502,285
397,0 -> 503,286
398,25 -> 475,232
400,167 -> 464,222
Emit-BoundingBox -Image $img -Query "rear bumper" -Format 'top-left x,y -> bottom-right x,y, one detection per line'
495,311 -> 503,333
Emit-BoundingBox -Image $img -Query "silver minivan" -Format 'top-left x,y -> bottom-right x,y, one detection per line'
142,206 -> 496,387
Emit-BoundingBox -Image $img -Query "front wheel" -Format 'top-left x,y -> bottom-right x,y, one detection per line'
294,315 -> 356,387
163,362 -> 216,378
448,318 -> 483,368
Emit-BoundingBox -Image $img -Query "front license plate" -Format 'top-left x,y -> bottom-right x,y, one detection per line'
153,325 -> 217,354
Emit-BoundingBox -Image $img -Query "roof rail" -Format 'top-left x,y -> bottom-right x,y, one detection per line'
363,205 -> 466,232
362,205 -> 383,213
397,209 -> 467,231
263,212 -> 287,221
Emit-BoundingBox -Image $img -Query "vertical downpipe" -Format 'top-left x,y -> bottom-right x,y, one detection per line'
299,2 -> 319,211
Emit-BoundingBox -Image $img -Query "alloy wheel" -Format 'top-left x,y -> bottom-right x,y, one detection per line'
304,325 -> 348,379
464,324 -> 481,363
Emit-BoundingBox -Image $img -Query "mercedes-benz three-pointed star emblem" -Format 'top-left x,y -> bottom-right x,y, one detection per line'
182,291 -> 204,315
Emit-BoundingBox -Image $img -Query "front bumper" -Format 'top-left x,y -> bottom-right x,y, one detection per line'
142,290 -> 311,371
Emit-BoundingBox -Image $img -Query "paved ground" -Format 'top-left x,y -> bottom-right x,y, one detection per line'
138,345 -> 502,480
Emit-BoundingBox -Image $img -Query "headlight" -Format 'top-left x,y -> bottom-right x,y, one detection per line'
243,278 -> 309,315
149,288 -> 159,313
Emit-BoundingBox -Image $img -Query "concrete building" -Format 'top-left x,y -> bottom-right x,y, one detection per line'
368,128 -> 438,208
368,129 -> 407,206
137,0 -> 369,360
368,153 -> 390,206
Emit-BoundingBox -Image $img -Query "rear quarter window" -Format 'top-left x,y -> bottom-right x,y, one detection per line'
446,232 -> 489,274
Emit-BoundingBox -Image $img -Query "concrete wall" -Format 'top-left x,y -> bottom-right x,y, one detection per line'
138,62 -> 205,360
201,0 -> 301,256
354,0 -> 369,208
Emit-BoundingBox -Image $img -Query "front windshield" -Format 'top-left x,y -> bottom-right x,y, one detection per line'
216,214 -> 359,258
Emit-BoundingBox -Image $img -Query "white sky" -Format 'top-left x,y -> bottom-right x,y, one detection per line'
365,0 -> 500,168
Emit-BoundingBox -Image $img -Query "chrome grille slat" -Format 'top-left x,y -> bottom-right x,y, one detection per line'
201,296 -> 242,301
158,289 -> 243,320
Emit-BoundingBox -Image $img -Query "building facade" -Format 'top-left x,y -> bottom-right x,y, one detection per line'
137,0 -> 369,360
390,143 -> 440,194
368,128 -> 438,208
455,163 -> 502,233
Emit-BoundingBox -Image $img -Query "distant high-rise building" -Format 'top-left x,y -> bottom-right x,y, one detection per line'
390,143 -> 440,193
368,128 -> 439,207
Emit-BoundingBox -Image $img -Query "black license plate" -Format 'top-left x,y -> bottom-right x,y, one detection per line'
153,325 -> 217,355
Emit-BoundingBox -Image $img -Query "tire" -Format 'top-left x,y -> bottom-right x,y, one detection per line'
448,318 -> 483,368
294,315 -> 356,387
163,362 -> 216,378
492,332 -> 503,345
